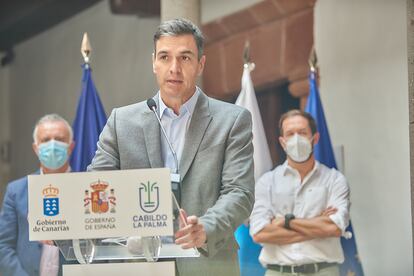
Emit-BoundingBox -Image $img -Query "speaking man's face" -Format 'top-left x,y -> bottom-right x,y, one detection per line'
153,34 -> 205,104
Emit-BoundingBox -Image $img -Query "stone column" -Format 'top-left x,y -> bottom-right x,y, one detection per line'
160,0 -> 202,87
160,0 -> 200,25
406,0 -> 414,266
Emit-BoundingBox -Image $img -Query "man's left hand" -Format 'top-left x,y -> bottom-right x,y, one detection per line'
40,240 -> 55,246
175,209 -> 207,249
271,217 -> 284,227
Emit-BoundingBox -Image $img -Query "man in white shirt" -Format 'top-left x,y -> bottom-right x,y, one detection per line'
250,109 -> 350,276
0,114 -> 75,276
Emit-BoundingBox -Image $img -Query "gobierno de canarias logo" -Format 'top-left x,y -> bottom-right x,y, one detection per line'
42,184 -> 59,216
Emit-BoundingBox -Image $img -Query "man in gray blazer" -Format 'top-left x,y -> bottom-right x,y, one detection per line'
88,18 -> 254,276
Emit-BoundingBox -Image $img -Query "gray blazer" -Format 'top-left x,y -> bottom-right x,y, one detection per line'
88,91 -> 254,276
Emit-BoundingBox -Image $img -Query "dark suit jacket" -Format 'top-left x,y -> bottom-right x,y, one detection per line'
0,172 -> 66,276
0,173 -> 42,276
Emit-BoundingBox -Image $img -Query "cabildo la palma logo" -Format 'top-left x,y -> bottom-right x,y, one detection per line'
133,181 -> 168,229
139,181 -> 159,213
43,184 -> 59,216
84,179 -> 116,214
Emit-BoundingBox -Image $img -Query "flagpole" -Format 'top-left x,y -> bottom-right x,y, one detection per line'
81,32 -> 92,68
71,31 -> 105,265
243,40 -> 250,64
243,40 -> 256,72
71,31 -> 107,173
305,47 -> 364,276
308,45 -> 318,73
235,40 -> 271,276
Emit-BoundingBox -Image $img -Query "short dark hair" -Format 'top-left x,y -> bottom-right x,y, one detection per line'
279,110 -> 317,136
153,18 -> 204,60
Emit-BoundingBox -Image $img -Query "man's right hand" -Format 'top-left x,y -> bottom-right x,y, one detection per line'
175,209 -> 207,249
320,206 -> 338,217
289,207 -> 342,238
40,240 -> 55,246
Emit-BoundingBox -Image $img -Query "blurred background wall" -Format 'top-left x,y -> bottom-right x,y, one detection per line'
0,0 -> 411,274
315,1 -> 411,274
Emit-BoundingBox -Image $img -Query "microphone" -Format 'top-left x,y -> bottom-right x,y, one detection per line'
146,98 -> 196,253
146,98 -> 181,204
126,236 -> 143,255
146,98 -> 179,175
101,236 -> 161,262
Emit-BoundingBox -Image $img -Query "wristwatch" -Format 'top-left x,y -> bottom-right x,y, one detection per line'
284,213 -> 295,229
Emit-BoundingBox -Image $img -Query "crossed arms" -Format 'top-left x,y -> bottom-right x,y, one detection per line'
250,170 -> 350,246
252,207 -> 341,245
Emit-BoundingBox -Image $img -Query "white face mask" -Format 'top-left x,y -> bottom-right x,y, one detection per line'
284,133 -> 313,163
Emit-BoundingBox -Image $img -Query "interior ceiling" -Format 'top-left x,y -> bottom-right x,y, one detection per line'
0,0 -> 160,53
0,0 -> 102,52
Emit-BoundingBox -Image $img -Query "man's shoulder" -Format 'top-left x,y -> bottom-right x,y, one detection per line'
8,175 -> 29,187
269,162 -> 287,174
317,162 -> 345,177
5,174 -> 31,194
206,96 -> 249,120
316,162 -> 347,186
256,165 -> 282,185
207,97 -> 245,112
113,101 -> 148,117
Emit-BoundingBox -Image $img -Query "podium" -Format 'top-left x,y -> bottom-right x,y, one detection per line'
28,168 -> 200,275
55,235 -> 199,263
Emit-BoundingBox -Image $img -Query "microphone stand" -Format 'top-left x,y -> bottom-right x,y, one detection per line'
147,99 -> 196,253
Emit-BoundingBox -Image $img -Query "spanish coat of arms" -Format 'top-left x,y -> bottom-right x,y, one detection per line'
84,179 -> 116,214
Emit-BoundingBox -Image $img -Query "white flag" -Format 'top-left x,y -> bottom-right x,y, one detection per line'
236,64 -> 272,181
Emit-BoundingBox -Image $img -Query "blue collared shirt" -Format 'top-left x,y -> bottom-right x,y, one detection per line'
158,88 -> 200,173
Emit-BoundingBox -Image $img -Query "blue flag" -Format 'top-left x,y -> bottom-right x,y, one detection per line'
70,64 -> 107,172
305,70 -> 364,276
235,224 -> 265,276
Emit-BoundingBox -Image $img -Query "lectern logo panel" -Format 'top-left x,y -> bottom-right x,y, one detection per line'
42,184 -> 59,216
139,181 -> 159,213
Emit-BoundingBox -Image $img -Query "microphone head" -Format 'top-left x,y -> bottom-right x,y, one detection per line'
127,236 -> 143,255
147,98 -> 157,111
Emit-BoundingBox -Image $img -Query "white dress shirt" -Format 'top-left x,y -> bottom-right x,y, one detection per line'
39,244 -> 59,276
250,161 -> 350,266
158,88 -> 199,171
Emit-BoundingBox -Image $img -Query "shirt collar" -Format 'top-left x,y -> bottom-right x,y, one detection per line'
159,87 -> 200,119
282,160 -> 320,176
